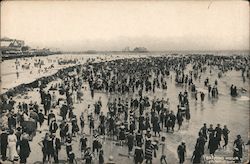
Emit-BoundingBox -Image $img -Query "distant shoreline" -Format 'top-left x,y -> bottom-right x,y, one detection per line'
60,50 -> 249,55
1,50 -> 249,61
0,52 -> 61,61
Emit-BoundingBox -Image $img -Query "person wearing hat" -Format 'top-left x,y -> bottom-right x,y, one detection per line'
222,125 -> 230,149
208,124 -> 215,141
22,101 -> 28,114
59,121 -> 68,144
65,135 -> 73,159
79,134 -> 88,154
83,147 -> 93,164
30,108 -> 39,124
233,135 -> 245,162
99,149 -> 104,164
15,126 -> 22,148
191,147 -> 203,164
38,109 -> 45,129
0,127 -> 8,161
169,110 -> 176,132
18,134 -> 31,164
119,125 -> 126,146
127,132 -> 134,157
136,130 -> 143,146
145,115 -> 151,131
80,112 -> 85,134
208,131 -> 218,160
51,134 -> 61,163
7,129 -> 19,162
145,140 -> 154,164
177,142 -> 186,164
45,134 -> 55,163
145,131 -> 152,150
129,120 -> 136,134
159,136 -> 167,164
38,133 -> 49,163
48,110 -> 55,126
8,113 -> 16,130
152,115 -> 161,137
68,149 -> 76,164
134,143 -> 144,164
43,90 -> 52,116
199,123 -> 208,140
176,110 -> 183,131
89,113 -> 95,134
92,134 -> 100,157
60,101 -> 68,120
215,124 -> 222,148
33,101 -> 39,113
195,132 -> 207,156
71,117 -> 79,137
49,118 -> 58,134
51,91 -> 57,108
16,109 -> 23,127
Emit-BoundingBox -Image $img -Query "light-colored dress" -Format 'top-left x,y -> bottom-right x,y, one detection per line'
1,115 -> 8,129
51,93 -> 57,107
23,113 -> 29,121
72,90 -> 77,103
8,134 -> 18,161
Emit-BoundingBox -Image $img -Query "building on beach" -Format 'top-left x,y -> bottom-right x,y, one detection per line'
0,37 -> 55,60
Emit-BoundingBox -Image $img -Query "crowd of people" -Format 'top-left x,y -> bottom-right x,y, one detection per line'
0,54 -> 249,163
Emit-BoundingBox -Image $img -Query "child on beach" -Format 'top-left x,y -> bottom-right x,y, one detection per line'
159,136 -> 167,164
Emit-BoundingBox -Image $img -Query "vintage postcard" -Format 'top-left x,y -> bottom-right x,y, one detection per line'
0,1 -> 249,163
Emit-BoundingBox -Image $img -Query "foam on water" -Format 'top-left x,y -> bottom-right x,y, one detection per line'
237,96 -> 250,101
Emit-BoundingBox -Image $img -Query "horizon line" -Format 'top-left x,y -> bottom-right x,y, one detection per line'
60,49 -> 249,53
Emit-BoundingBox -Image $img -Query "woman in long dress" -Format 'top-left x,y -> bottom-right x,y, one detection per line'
19,134 -> 31,164
208,135 -> 218,160
8,129 -> 18,162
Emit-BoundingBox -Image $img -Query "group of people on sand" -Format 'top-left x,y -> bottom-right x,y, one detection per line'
190,123 -> 246,163
0,54 -> 249,163
0,128 -> 31,163
13,57 -> 82,79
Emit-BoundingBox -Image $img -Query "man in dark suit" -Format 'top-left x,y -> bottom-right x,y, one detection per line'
52,134 -> 61,163
48,110 -> 55,126
0,128 -> 8,161
18,134 -> 31,163
44,91 -> 52,116
49,119 -> 58,134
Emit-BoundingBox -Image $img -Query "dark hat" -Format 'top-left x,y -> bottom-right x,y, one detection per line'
17,127 -> 22,131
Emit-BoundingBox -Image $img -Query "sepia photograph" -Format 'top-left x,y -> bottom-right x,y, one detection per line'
0,0 -> 249,163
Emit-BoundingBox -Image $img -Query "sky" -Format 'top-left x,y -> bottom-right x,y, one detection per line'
1,1 -> 249,51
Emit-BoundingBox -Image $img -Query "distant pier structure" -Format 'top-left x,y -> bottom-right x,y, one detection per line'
122,46 -> 148,53
122,47 -> 130,52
